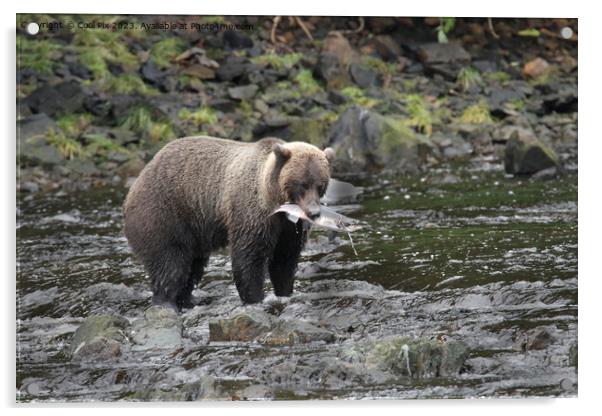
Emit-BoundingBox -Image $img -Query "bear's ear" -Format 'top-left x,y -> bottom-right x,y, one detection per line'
324,147 -> 335,163
273,143 -> 292,162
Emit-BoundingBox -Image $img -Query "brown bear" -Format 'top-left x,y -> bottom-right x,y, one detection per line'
123,136 -> 334,310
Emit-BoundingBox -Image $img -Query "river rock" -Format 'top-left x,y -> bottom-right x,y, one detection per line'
315,32 -> 359,89
18,114 -> 63,167
349,62 -> 381,88
228,84 -> 259,100
326,106 -> 434,175
417,42 -> 470,64
69,315 -> 130,361
371,35 -> 403,61
504,131 -> 560,176
209,309 -> 336,345
522,57 -> 550,79
343,336 -> 470,378
129,306 -> 183,350
25,80 -> 86,117
216,56 -> 248,82
513,326 -> 555,351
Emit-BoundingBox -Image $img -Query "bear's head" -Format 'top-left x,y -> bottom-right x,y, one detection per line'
272,142 -> 334,220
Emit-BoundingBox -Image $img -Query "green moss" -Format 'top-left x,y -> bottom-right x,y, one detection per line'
457,67 -> 482,92
251,53 -> 302,70
340,87 -> 379,108
46,129 -> 85,160
362,56 -> 397,77
85,134 -> 126,155
17,37 -> 60,75
483,71 -> 512,84
509,99 -> 526,111
73,29 -> 139,75
294,69 -> 323,95
56,114 -> 94,137
104,74 -> 159,95
149,122 -> 175,143
380,117 -> 418,154
178,107 -> 218,127
238,101 -> 254,117
404,94 -> 434,136
458,102 -> 494,124
150,37 -> 187,69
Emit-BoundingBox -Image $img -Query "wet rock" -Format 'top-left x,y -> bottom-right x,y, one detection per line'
513,326 -> 555,351
140,60 -> 166,87
326,106 -> 434,175
371,35 -> 403,61
19,181 -> 40,193
216,56 -> 247,82
223,31 -> 254,49
417,43 -> 471,80
541,83 -> 577,114
67,61 -> 93,80
18,114 -> 63,167
228,84 -> 259,100
349,63 -> 381,88
417,43 -> 471,64
180,64 -> 216,80
130,306 -> 183,350
504,131 -> 560,176
327,90 -> 349,105
20,287 -> 60,311
315,32 -> 359,89
70,315 -> 130,361
130,376 -> 218,401
209,309 -> 336,345
430,133 -> 473,160
209,309 -> 272,342
345,336 -> 470,378
63,159 -> 100,176
25,80 -> 86,117
522,57 -> 550,79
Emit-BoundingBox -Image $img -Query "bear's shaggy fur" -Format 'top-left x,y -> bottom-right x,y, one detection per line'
123,136 -> 333,309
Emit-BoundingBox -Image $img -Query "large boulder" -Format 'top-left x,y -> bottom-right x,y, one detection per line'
315,32 -> 359,89
326,106 -> 434,175
69,315 -> 130,361
417,43 -> 471,81
343,336 -> 470,378
209,309 -> 336,346
504,131 -> 560,176
18,114 -> 63,166
24,80 -> 86,117
129,306 -> 183,350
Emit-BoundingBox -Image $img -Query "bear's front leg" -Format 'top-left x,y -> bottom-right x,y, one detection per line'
269,221 -> 306,297
231,242 -> 269,304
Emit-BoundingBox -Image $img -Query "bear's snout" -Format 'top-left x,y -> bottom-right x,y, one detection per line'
307,201 -> 321,220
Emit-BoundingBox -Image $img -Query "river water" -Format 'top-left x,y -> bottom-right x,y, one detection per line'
16,157 -> 578,401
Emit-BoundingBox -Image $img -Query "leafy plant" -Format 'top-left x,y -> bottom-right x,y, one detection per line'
47,129 -> 85,160
294,69 -> 323,95
56,114 -> 94,138
340,86 -> 379,108
457,67 -> 483,92
404,94 -> 433,136
120,106 -> 154,135
436,17 -> 456,43
150,37 -> 187,69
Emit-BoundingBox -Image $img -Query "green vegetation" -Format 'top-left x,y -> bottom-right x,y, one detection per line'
457,67 -> 482,92
404,94 -> 434,136
149,122 -> 175,143
46,129 -> 85,160
73,28 -> 139,75
120,106 -> 154,135
104,74 -> 159,95
437,17 -> 456,43
340,86 -> 379,108
362,56 -> 397,77
458,102 -> 494,124
509,99 -> 526,111
483,71 -> 512,84
178,107 -> 218,127
517,28 -> 540,37
56,114 -> 93,138
294,69 -> 323,95
251,53 -> 302,70
17,37 -> 60,75
85,134 -> 126,155
150,37 -> 187,69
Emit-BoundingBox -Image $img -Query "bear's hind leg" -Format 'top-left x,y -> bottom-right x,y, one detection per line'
176,256 -> 208,309
146,248 -> 192,311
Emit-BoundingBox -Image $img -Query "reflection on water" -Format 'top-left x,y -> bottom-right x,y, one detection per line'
16,161 -> 577,401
